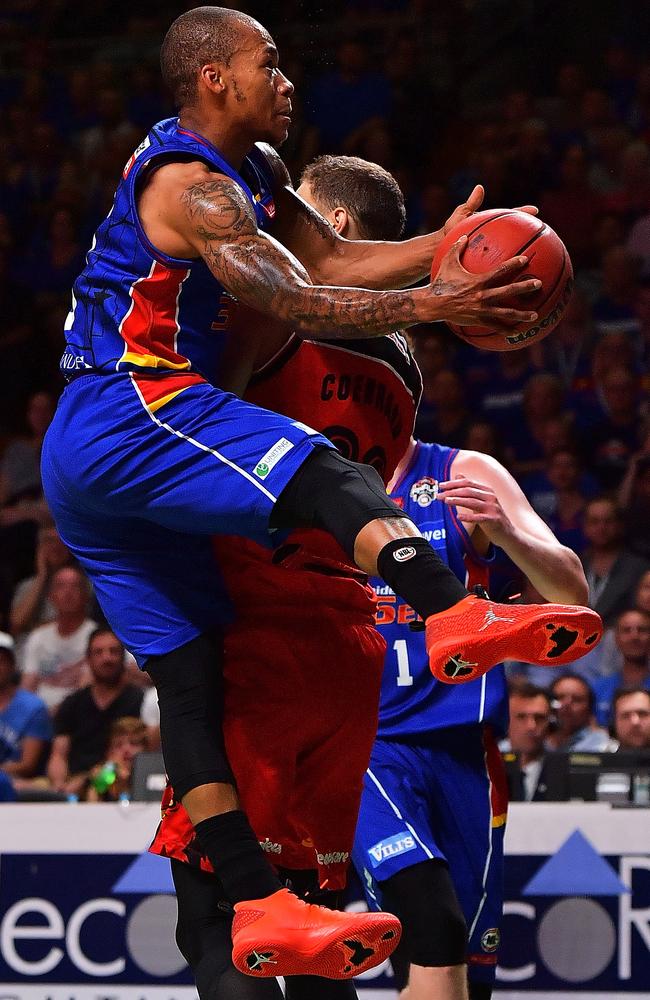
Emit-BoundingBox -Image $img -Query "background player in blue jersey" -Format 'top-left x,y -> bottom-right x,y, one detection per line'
41,5 -> 601,980
353,438 -> 589,1000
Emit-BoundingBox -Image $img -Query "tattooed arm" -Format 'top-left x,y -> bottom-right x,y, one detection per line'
138,161 -> 541,340
257,143 -> 536,290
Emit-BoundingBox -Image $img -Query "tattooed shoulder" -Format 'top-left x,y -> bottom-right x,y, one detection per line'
181,175 -> 258,242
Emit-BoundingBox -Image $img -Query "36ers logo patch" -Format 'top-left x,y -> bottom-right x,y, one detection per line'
481,927 -> 500,953
410,477 -> 438,507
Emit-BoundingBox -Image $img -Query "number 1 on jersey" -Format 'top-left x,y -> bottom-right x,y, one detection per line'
393,639 -> 414,687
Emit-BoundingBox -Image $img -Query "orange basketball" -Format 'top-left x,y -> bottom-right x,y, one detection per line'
430,208 -> 574,351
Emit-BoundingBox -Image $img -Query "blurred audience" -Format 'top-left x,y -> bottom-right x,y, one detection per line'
47,628 -> 143,798
83,716 -> 148,802
612,687 -> 650,750
581,497 -> 650,627
547,673 -> 616,752
592,609 -> 650,725
9,526 -> 71,650
20,565 -> 96,710
0,642 -> 51,795
502,683 -> 553,801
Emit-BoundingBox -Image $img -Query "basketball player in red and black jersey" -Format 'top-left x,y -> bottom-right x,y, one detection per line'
151,156 -> 422,1000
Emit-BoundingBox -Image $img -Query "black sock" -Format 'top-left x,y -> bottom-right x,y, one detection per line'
195,811 -> 282,904
377,537 -> 467,621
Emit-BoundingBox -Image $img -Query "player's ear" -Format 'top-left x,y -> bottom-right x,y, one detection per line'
200,62 -> 227,95
331,207 -> 350,236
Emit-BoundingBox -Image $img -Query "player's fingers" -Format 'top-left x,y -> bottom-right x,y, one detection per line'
476,307 -> 538,328
483,255 -> 531,284
465,185 -> 485,213
441,496 -> 487,512
447,234 -> 468,266
515,204 -> 539,216
438,486 -> 490,501
439,478 -> 491,492
483,278 -> 541,301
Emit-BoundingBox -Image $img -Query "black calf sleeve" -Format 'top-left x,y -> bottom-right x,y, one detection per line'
146,632 -> 232,799
272,448 -> 408,558
380,860 -> 467,968
377,536 -> 467,620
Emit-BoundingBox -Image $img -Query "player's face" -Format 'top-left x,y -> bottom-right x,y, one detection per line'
615,693 -> 650,749
508,695 -> 550,754
225,31 -> 293,145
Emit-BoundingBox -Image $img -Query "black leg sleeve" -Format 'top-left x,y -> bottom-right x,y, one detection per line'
380,860 -> 467,968
272,449 -> 408,558
146,631 -> 232,799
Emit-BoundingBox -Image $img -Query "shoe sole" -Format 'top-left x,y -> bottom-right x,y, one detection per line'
232,913 -> 401,979
428,605 -> 602,685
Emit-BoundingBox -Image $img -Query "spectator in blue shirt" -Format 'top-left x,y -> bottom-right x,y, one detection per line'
0,643 -> 52,788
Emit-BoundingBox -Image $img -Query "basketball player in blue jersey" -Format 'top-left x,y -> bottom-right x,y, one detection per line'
352,438 -> 589,1000
41,5 -> 601,979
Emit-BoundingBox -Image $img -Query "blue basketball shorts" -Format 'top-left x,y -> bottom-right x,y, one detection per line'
352,726 -> 508,982
41,373 -> 333,665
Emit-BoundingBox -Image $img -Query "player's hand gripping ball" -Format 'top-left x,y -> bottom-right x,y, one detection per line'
431,209 -> 574,351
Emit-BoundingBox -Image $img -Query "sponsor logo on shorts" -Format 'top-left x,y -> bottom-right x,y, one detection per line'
409,477 -> 439,507
254,437 -> 294,479
316,851 -> 349,866
368,832 -> 417,868
481,927 -> 501,953
393,546 -> 416,563
259,838 -> 282,855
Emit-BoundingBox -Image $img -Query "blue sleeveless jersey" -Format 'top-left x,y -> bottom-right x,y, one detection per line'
60,118 -> 276,382
372,442 -> 509,739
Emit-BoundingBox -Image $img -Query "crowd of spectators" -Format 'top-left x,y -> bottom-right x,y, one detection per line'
1,1 -> 650,801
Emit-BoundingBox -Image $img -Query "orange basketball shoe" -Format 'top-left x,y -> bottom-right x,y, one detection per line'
231,887 -> 401,979
426,593 -> 602,684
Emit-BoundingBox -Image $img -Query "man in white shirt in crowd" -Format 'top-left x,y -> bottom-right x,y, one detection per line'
20,565 -> 96,709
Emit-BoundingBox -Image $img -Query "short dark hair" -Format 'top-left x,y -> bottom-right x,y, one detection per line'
300,155 -> 406,241
87,627 -> 124,657
550,671 -> 595,713
510,682 -> 552,707
160,6 -> 267,108
612,686 -> 650,715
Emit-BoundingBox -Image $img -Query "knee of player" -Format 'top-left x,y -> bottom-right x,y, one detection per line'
409,904 -> 467,968
380,861 -> 467,967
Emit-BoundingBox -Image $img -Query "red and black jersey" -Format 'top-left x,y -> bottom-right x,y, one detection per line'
248,332 -> 422,487
214,333 -> 422,603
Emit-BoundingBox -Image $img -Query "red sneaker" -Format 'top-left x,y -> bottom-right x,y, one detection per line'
426,594 -> 602,684
231,888 -> 401,979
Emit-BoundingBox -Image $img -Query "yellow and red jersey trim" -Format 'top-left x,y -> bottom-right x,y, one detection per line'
131,371 -> 206,413
118,260 -> 192,372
